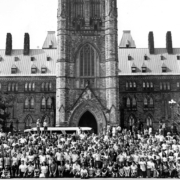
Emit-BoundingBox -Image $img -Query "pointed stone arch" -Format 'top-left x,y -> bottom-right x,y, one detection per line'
24,115 -> 33,129
69,100 -> 107,134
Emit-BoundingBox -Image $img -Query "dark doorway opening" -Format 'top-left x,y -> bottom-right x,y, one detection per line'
79,111 -> 98,134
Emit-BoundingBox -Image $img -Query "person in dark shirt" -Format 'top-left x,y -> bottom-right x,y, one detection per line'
112,162 -> 119,177
101,164 -> 108,177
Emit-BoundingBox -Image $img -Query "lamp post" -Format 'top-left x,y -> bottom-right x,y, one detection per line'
169,99 -> 177,134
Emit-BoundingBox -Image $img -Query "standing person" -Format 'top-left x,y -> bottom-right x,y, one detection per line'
36,119 -> 40,135
43,117 -> 48,135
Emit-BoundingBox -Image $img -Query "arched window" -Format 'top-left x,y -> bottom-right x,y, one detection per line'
0,83 -> 1,91
146,116 -> 153,127
47,97 -> 52,109
25,83 -> 28,92
15,83 -> 18,92
45,83 -> 49,91
133,82 -> 137,89
25,97 -> 29,109
8,83 -> 11,92
163,82 -> 166,90
41,97 -> 46,109
12,83 -> 15,92
32,83 -> 35,91
49,82 -> 52,91
143,82 -> 146,89
41,83 -> 45,91
127,97 -> 131,108
149,97 -> 154,107
25,115 -> 33,129
80,44 -> 96,77
167,82 -> 170,90
144,98 -> 148,107
132,97 -> 137,107
160,82 -> 162,90
129,82 -> 132,89
30,97 -> 35,109
126,82 -> 129,90
129,115 -> 135,126
29,83 -> 32,91
150,82 -> 154,89
147,82 -> 150,88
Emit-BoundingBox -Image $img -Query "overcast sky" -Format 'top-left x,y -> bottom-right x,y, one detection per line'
0,0 -> 180,49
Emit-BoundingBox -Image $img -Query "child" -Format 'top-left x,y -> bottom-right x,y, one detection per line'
101,164 -> 108,177
123,162 -> 131,177
119,164 -> 124,177
88,164 -> 95,178
95,166 -> 101,177
34,164 -> 40,178
112,162 -> 118,178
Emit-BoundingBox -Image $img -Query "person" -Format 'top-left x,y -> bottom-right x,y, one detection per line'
80,165 -> 88,179
27,161 -> 35,178
11,153 -> 19,178
1,165 -> 10,179
88,163 -> 95,178
72,161 -> 81,178
36,119 -> 41,135
19,160 -> 27,178
43,118 -> 48,135
49,158 -> 57,177
39,162 -> 48,178
131,161 -> 138,177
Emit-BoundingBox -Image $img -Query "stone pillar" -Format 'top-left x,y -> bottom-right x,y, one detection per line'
105,0 -> 119,126
56,0 -> 69,126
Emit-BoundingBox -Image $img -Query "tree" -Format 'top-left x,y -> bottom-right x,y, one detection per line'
23,33 -> 30,55
5,33 -> 12,55
166,31 -> 173,54
148,31 -> 155,54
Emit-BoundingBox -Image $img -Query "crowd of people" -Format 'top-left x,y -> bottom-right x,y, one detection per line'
0,123 -> 180,179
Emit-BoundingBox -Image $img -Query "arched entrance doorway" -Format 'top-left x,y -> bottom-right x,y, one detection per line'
79,111 -> 98,134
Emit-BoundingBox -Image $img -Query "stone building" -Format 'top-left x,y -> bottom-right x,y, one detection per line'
0,0 -> 179,133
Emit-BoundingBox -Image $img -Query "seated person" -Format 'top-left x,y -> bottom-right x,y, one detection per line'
19,160 -> 27,178
58,161 -> 65,177
27,161 -> 35,178
101,164 -> 108,177
1,165 -> 10,179
88,164 -> 95,178
80,166 -> 88,179
95,166 -> 101,177
49,159 -> 57,177
72,161 -> 81,178
39,162 -> 48,178
34,164 -> 40,178
112,162 -> 119,178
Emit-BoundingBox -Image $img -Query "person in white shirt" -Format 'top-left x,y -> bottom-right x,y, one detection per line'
19,160 -> 27,178
72,161 -> 81,177
39,162 -> 48,178
43,118 -> 48,135
80,165 -> 88,178
36,119 -> 40,135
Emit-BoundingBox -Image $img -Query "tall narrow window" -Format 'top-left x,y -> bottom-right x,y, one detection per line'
29,83 -> 32,91
126,82 -> 129,90
149,97 -> 154,107
30,97 -> 35,109
12,83 -> 15,92
41,83 -> 45,91
25,83 -> 28,92
8,83 -> 11,92
132,97 -> 137,107
133,82 -> 137,89
144,98 -> 148,107
45,83 -> 49,91
143,82 -> 146,89
0,83 -> 1,91
47,97 -> 52,109
15,83 -> 18,92
79,44 -> 96,77
127,97 -> 131,108
129,115 -> 135,126
147,116 -> 152,127
25,98 -> 29,109
49,82 -> 52,91
32,83 -> 35,92
41,97 -> 46,109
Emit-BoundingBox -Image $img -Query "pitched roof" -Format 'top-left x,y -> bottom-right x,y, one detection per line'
42,31 -> 57,49
119,31 -> 136,48
0,49 -> 57,76
142,62 -> 147,68
118,48 -> 180,75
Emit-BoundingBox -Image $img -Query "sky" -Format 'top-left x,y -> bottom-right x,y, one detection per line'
0,0 -> 180,49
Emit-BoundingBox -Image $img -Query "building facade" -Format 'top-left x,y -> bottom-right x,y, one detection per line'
0,0 -> 180,133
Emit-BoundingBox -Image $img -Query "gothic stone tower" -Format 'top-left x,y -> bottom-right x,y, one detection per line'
56,0 -> 119,133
